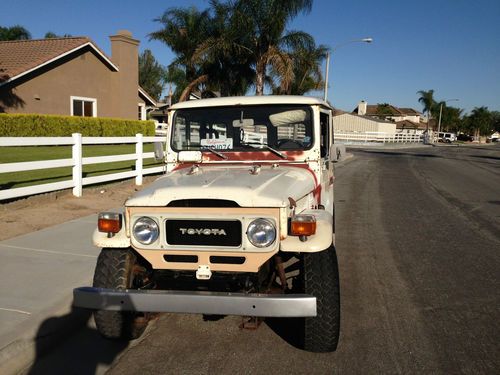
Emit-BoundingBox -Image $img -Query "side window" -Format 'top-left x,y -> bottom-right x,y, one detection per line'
320,112 -> 330,158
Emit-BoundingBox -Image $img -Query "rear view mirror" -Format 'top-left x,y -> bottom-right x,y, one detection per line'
154,142 -> 165,162
232,118 -> 254,127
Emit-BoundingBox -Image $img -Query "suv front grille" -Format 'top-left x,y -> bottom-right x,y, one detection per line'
165,220 -> 242,247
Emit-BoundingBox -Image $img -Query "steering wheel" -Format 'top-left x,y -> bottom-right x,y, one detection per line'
276,139 -> 303,149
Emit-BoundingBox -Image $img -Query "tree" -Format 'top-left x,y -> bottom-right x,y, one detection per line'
490,111 -> 500,132
272,41 -> 328,95
139,49 -> 165,101
467,106 -> 493,137
417,89 -> 436,120
150,0 -> 321,101
439,105 -> 463,132
375,103 -> 394,117
44,32 -> 72,38
192,0 -> 254,97
234,0 -> 314,95
149,6 -> 212,101
0,25 -> 31,41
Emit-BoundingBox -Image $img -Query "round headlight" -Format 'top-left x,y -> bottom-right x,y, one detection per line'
247,218 -> 276,248
133,217 -> 159,245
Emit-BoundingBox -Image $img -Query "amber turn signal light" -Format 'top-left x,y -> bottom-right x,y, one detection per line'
98,212 -> 122,233
290,215 -> 316,236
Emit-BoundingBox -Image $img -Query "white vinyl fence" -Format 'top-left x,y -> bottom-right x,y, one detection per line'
334,131 -> 423,145
0,133 -> 166,201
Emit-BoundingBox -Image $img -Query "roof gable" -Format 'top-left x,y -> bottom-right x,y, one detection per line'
0,37 -> 118,86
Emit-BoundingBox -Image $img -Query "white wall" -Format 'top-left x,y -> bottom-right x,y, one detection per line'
333,113 -> 396,134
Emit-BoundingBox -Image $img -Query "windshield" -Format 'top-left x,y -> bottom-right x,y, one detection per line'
171,105 -> 313,152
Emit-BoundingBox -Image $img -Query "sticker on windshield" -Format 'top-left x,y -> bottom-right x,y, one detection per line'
200,138 -> 233,150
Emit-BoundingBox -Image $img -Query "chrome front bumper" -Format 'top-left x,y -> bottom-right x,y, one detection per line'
73,287 -> 317,317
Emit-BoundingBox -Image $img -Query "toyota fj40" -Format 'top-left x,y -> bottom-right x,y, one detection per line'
73,96 -> 340,352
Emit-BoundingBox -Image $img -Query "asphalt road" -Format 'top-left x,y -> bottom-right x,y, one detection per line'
27,144 -> 500,374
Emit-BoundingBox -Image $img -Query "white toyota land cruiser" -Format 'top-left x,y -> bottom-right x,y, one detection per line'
73,95 -> 340,352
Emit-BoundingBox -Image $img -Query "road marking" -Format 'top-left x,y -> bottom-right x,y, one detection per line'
0,244 -> 97,258
0,307 -> 31,315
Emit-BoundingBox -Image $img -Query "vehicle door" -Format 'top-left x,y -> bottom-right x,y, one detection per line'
320,110 -> 334,215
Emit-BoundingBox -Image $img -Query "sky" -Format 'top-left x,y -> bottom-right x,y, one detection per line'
1,0 -> 499,114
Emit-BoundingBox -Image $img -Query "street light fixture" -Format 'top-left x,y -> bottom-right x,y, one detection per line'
437,98 -> 459,138
323,37 -> 373,102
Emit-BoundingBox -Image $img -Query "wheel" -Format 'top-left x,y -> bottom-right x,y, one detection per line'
302,246 -> 340,352
92,248 -> 148,340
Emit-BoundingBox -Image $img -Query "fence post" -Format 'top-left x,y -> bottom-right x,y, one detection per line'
136,133 -> 143,186
72,133 -> 82,197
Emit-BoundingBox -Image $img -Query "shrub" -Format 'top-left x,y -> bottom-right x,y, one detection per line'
0,113 -> 155,137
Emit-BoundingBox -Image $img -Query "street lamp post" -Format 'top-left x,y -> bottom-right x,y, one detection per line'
437,98 -> 459,139
323,37 -> 373,102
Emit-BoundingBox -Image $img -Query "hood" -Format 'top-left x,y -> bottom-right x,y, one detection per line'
126,165 -> 316,207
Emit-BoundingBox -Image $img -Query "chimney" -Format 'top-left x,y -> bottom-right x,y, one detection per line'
358,100 -> 367,116
109,30 -> 139,119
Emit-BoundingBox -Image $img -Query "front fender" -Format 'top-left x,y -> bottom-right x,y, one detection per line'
280,209 -> 333,252
92,227 -> 131,248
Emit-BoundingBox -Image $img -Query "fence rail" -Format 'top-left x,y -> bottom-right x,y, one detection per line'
0,133 -> 166,201
334,131 -> 423,144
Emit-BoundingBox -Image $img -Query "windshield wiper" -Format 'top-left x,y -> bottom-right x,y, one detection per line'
201,147 -> 228,160
240,141 -> 287,159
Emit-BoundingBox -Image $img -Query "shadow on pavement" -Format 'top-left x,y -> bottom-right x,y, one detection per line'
359,150 -> 440,159
265,317 -> 304,350
26,307 -> 129,375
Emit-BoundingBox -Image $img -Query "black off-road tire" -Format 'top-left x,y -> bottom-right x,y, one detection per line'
302,245 -> 340,352
92,248 -> 147,340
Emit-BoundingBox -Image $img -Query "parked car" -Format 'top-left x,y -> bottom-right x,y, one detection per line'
438,132 -> 457,143
73,96 -> 340,353
457,133 -> 474,142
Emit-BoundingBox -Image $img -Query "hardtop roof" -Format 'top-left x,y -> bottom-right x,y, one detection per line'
169,95 -> 332,110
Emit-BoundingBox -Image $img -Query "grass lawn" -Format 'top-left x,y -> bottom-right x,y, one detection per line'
0,144 -> 163,190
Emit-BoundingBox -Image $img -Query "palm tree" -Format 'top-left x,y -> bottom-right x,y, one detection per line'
440,105 -> 463,132
192,0 -> 255,97
272,41 -> 328,95
149,7 -> 212,101
233,0 -> 314,95
151,1 -> 319,100
468,106 -> 492,138
417,89 -> 436,120
0,25 -> 31,41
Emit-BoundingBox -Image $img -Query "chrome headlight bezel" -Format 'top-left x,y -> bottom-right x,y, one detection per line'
246,218 -> 276,248
132,216 -> 159,245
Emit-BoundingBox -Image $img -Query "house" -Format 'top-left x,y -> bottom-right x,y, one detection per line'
352,100 -> 429,134
333,110 -> 397,134
0,30 -> 156,120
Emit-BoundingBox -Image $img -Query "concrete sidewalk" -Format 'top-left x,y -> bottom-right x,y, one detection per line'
0,214 -> 99,373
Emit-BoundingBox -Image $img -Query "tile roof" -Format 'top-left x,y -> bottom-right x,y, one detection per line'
365,104 -> 401,116
0,37 -> 117,84
398,107 -> 420,115
336,112 -> 395,124
355,104 -> 421,116
396,119 -> 427,130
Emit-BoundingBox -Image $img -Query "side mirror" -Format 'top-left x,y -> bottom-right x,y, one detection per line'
154,142 -> 165,162
330,144 -> 345,162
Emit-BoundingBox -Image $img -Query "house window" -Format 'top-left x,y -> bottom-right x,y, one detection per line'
71,96 -> 96,117
138,103 -> 146,120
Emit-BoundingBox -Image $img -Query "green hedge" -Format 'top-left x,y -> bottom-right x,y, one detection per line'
0,113 -> 155,137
